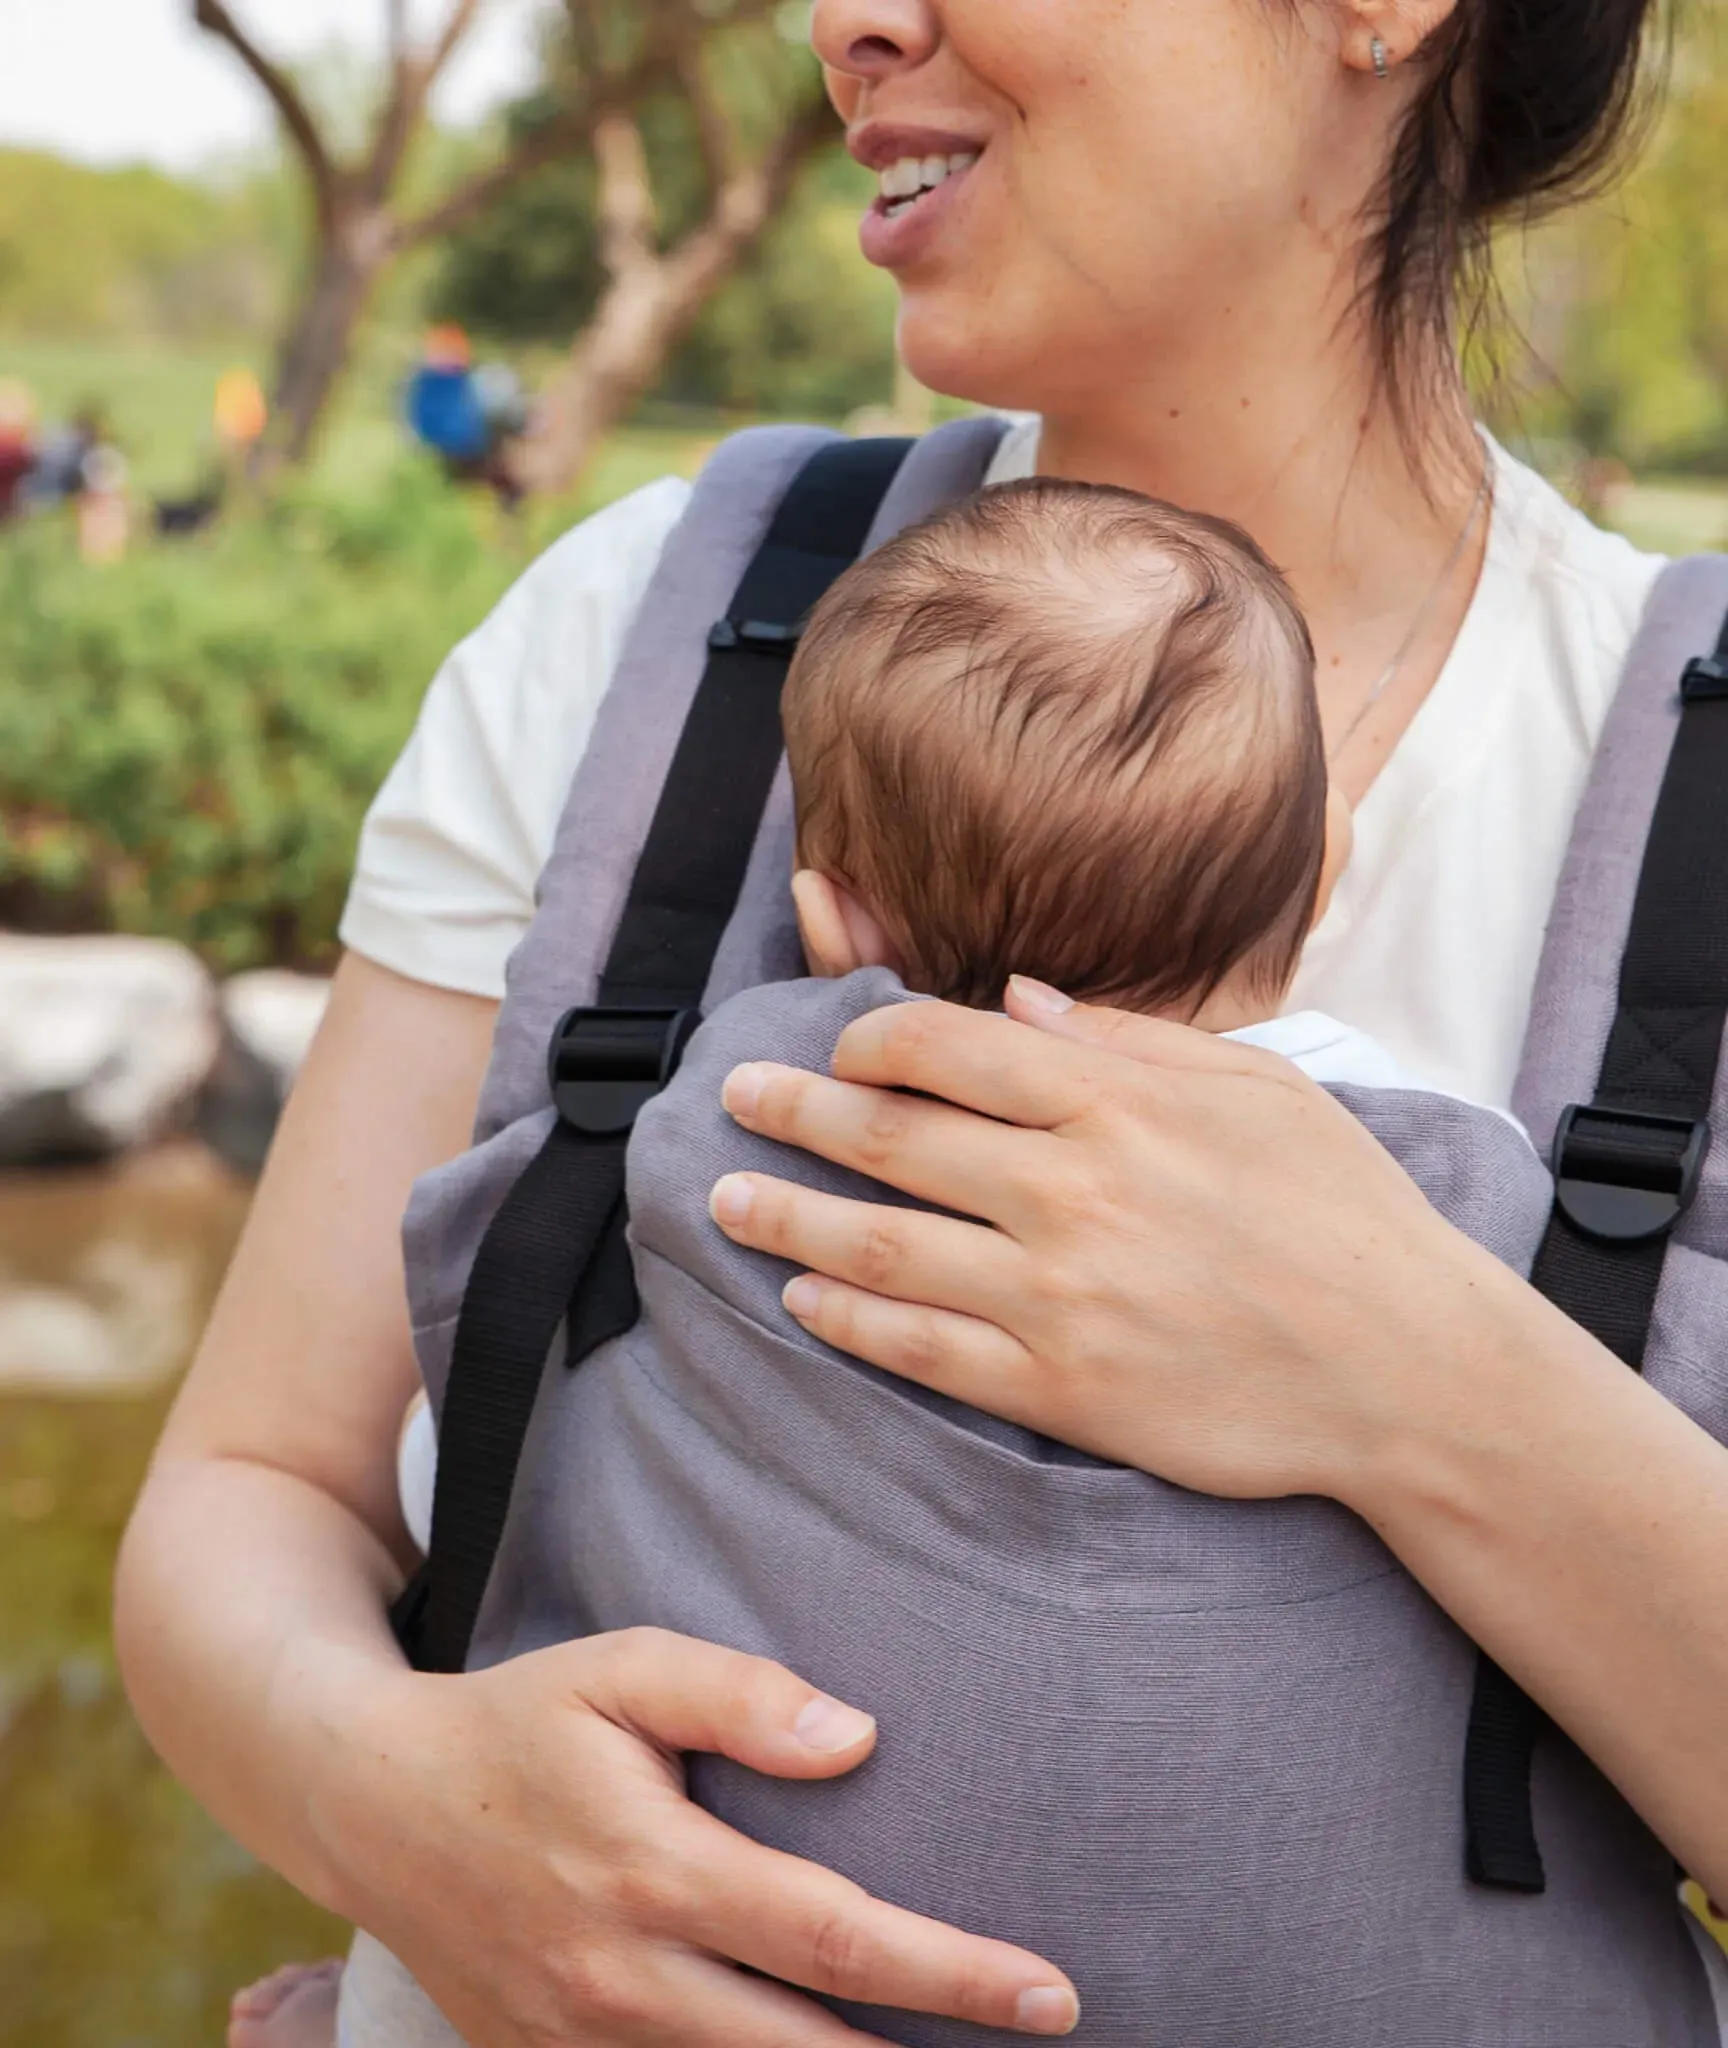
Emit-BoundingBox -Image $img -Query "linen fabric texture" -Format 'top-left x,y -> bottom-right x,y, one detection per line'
347,424 -> 1728,2046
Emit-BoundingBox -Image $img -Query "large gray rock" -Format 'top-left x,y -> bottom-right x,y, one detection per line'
197,969 -> 331,1175
0,936 -> 219,1165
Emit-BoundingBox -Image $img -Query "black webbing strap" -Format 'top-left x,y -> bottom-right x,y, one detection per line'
392,435 -> 911,1675
1463,602 -> 1728,1892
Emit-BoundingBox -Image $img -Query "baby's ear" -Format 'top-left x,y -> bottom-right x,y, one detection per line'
792,870 -> 905,980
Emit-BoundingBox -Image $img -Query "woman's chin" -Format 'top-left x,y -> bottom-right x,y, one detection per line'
896,310 -> 1039,419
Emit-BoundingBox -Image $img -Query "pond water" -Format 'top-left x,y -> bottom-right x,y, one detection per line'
0,1148 -> 346,2046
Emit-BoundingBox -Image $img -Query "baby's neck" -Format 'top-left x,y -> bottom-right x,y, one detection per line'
1174,982 -> 1286,1036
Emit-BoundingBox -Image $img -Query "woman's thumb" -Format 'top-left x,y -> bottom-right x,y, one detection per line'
574,1626 -> 879,1779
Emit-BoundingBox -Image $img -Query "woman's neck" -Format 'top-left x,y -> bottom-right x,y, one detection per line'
1035,354 -> 1489,805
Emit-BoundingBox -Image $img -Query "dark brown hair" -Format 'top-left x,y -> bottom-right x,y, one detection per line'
1368,0 -> 1659,422
782,478 -> 1328,1018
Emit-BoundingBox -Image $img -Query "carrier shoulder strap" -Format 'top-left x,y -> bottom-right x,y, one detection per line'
392,434 -> 914,1674
1464,586 -> 1728,1892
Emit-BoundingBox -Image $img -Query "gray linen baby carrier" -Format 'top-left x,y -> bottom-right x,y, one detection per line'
386,421 -> 1728,2045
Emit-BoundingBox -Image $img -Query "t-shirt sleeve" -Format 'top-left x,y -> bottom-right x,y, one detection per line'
338,475 -> 692,998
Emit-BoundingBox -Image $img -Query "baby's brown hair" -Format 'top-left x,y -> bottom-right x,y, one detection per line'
781,477 -> 1327,1018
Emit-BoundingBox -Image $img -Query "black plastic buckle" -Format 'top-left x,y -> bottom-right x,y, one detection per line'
707,617 -> 804,655
1552,1103 -> 1710,1243
547,1006 -> 699,1137
1681,654 -> 1728,703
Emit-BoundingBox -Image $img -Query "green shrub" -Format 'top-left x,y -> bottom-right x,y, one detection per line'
0,464 -> 530,972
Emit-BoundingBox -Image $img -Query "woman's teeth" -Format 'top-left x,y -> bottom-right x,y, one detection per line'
878,152 -> 979,220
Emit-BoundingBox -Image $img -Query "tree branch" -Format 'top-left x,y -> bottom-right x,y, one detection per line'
593,111 -> 659,279
394,39 -> 668,249
368,0 -> 486,202
191,0 -> 338,215
677,42 -> 745,198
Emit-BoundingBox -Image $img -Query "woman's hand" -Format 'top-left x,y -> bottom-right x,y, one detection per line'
115,955 -> 1077,2048
708,981 -> 1524,1509
707,982 -> 1728,1897
322,1626 -> 1081,2046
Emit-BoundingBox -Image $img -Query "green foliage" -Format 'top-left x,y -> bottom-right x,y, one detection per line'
1494,6 -> 1728,471
0,149 -> 280,343
0,429 -> 717,971
0,468 -> 515,971
434,27 -> 898,421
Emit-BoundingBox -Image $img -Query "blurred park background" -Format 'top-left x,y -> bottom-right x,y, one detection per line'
3,0 -> 1728,2040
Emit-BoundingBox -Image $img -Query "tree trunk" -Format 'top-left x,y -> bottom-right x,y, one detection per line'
519,227 -> 762,497
254,212 -> 388,481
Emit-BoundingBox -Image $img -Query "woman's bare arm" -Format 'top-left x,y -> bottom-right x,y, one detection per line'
116,951 -> 490,1904
115,952 -> 1079,2045
708,987 -> 1728,1903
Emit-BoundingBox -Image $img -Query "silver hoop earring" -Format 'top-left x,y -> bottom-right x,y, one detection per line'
1370,34 -> 1391,78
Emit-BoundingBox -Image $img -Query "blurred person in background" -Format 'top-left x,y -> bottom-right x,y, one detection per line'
0,379 -> 38,522
405,324 -> 526,510
27,402 -> 105,512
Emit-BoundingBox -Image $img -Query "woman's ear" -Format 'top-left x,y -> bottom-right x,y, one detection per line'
792,870 -> 907,980
1311,787 -> 1356,930
1336,0 -> 1457,77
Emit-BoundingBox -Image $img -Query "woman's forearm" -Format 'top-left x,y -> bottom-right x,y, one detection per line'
1353,1265 -> 1728,1894
114,1448 -> 409,1918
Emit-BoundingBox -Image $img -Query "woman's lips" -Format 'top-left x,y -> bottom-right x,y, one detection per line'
858,153 -> 980,270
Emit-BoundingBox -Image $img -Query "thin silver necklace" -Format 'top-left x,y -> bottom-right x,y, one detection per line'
1327,466 -> 1493,764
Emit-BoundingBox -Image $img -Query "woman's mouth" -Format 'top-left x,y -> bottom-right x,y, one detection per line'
860,148 -> 981,267
875,151 -> 981,221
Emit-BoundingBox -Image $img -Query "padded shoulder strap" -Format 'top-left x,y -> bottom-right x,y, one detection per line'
1467,556 -> 1728,1892
395,436 -> 919,1673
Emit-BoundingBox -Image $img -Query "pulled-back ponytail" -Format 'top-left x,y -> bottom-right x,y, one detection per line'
1371,0 -> 1660,417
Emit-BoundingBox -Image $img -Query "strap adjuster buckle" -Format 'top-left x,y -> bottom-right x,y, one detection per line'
707,617 -> 803,655
1552,1102 -> 1711,1243
547,1006 -> 699,1137
1681,654 -> 1728,703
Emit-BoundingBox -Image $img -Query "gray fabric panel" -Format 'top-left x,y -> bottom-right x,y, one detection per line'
403,421 -> 1005,1397
474,424 -> 839,1145
479,971 -> 1710,2047
1514,553 -> 1728,1161
1510,551 -> 1728,1494
861,410 -> 1013,553
379,441 -> 1724,2045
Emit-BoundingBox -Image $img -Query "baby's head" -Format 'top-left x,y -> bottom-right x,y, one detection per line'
781,477 -> 1346,1030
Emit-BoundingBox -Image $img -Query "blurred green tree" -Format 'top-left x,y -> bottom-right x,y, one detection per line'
503,3 -> 841,491
191,0 -> 633,477
436,121 -> 898,421
1505,4 -> 1728,471
193,0 -> 843,489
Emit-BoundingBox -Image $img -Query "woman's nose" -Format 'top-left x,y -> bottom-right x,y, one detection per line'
811,0 -> 940,81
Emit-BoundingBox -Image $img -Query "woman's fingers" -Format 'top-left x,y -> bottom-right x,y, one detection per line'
675,1810 -> 1080,2036
646,1950 -> 905,2047
573,1626 -> 879,1778
710,1175 -> 1024,1318
779,1274 -> 1036,1409
560,1632 -> 1080,2037
828,1000 -> 1101,1128
722,1058 -> 1060,1225
1003,976 -> 1286,1079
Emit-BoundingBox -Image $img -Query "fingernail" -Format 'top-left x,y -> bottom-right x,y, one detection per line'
793,1694 -> 876,1752
723,1062 -> 768,1121
1015,1985 -> 1080,2035
783,1274 -> 822,1321
1008,976 -> 1075,1015
710,1175 -> 753,1228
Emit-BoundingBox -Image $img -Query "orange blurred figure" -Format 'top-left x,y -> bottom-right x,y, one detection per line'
213,369 -> 268,453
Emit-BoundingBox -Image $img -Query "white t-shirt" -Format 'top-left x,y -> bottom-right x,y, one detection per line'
340,419 -> 1664,1114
